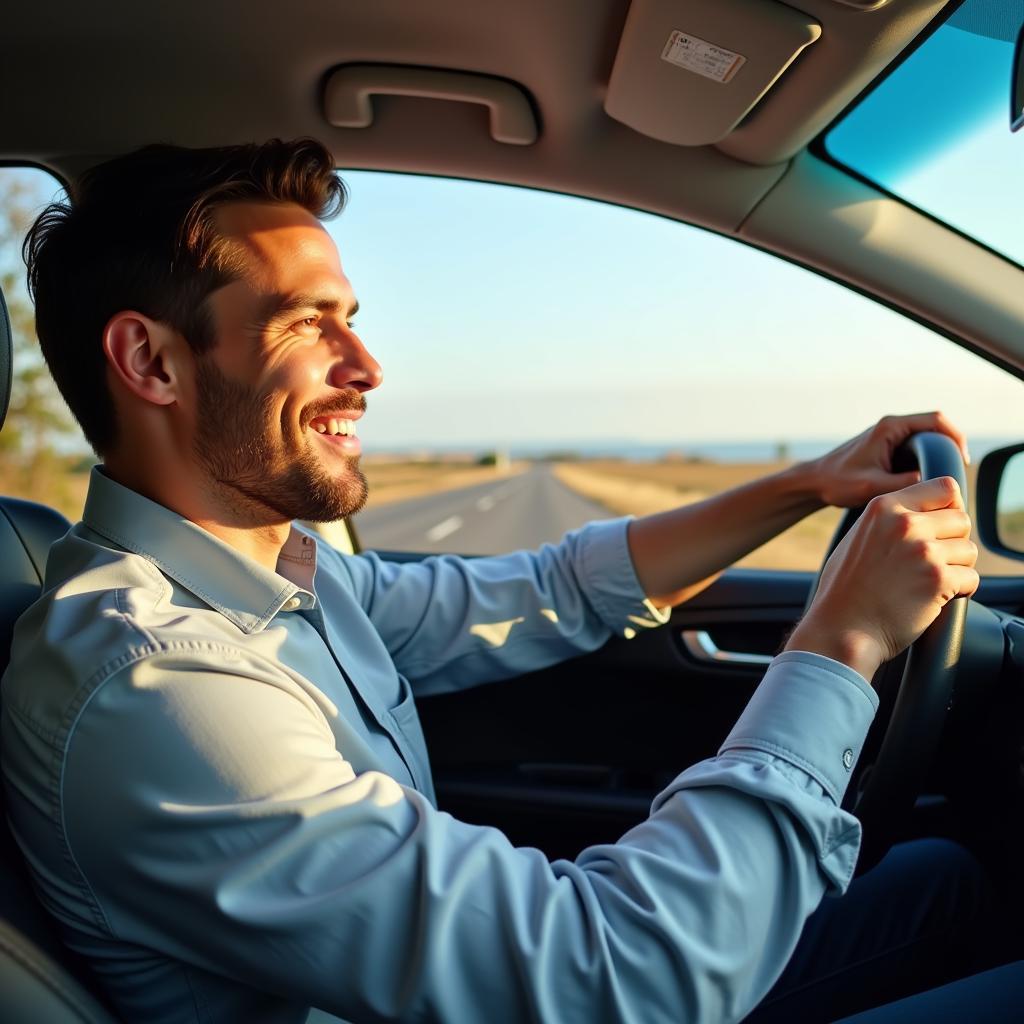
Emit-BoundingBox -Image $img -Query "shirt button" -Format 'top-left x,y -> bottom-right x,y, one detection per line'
282,596 -> 302,612
842,749 -> 854,771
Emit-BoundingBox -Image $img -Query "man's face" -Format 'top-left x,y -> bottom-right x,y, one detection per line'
190,201 -> 382,524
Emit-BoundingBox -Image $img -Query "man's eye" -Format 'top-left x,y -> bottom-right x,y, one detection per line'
294,316 -> 320,333
346,320 -> 357,330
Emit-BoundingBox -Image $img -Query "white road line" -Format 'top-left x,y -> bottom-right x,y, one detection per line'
476,495 -> 496,511
426,515 -> 463,542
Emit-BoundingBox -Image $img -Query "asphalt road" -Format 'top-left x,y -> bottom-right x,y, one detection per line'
354,464 -> 614,554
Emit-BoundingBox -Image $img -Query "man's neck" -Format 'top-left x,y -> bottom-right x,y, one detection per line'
189,516 -> 292,572
102,458 -> 291,573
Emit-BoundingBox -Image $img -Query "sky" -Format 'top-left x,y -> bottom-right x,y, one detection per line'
326,168 -> 1024,452
3,12 -> 1023,456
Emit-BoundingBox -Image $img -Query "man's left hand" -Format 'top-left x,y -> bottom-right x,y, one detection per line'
811,411 -> 970,509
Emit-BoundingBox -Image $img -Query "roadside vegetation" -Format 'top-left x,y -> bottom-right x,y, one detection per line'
553,458 -> 1017,575
361,457 -> 525,508
0,173 -> 87,521
553,459 -> 841,571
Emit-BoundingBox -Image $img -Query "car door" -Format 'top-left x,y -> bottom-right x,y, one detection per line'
414,565 -> 806,859
337,169 -> 1024,860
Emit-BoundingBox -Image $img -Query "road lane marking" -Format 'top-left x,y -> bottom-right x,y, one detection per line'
476,495 -> 496,511
426,515 -> 463,542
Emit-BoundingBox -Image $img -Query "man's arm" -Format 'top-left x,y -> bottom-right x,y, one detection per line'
332,517 -> 669,696
338,411 -> 968,694
627,411 -> 970,609
44,641 -> 874,1024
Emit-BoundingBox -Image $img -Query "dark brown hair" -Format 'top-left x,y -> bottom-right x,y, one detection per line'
24,139 -> 346,454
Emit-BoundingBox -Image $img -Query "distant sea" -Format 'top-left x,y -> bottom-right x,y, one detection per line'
377,437 -> 1020,464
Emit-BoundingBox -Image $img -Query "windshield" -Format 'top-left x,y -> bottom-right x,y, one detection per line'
825,0 -> 1024,267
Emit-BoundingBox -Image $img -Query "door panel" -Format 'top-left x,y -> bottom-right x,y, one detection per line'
410,561 -> 1024,860
414,566 -> 808,859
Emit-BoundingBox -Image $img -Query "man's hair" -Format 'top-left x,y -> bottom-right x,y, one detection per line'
24,139 -> 346,454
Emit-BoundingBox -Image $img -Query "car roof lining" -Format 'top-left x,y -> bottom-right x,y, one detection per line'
3,0 -> 954,208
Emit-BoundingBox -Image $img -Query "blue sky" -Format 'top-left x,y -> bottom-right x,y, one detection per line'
328,169 -> 1024,452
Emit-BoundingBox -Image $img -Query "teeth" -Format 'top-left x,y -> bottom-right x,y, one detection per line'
311,417 -> 356,437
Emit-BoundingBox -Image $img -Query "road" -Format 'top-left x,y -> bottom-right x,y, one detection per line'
355,464 -> 614,554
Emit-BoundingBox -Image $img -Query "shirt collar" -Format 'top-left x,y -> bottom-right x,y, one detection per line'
81,467 -> 318,634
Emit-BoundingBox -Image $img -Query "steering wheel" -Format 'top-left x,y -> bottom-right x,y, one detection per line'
803,432 -> 970,874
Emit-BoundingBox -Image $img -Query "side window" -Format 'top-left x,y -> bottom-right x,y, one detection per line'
336,172 -> 1024,575
0,166 -> 88,520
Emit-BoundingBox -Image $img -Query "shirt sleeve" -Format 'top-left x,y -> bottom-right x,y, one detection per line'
335,517 -> 669,695
59,642 -> 877,1024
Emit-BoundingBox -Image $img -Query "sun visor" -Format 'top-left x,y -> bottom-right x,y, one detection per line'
605,0 -> 821,146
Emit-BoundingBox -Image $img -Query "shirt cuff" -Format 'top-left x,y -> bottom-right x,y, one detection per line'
719,650 -> 878,806
575,517 -> 670,638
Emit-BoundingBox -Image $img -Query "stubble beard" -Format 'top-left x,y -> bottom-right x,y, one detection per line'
192,358 -> 369,524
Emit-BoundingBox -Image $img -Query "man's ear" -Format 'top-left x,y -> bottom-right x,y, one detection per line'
102,311 -> 184,407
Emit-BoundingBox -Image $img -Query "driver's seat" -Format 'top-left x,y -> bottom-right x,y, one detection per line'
0,286 -> 120,1021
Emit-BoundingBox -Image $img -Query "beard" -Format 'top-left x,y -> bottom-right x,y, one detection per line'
192,358 -> 369,524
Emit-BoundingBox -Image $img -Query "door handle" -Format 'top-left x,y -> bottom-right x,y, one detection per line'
680,629 -> 774,667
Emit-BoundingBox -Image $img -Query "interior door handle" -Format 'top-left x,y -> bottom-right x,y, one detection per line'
680,630 -> 774,667
324,64 -> 539,145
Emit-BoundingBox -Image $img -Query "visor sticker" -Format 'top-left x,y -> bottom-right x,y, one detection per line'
661,30 -> 746,83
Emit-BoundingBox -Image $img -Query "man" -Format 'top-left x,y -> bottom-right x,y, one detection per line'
0,139 -> 985,1023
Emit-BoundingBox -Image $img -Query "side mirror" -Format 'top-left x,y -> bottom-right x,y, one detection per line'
977,442 -> 1024,560
1014,21 -> 1024,132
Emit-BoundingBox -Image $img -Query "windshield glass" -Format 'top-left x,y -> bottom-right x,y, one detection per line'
825,0 -> 1024,267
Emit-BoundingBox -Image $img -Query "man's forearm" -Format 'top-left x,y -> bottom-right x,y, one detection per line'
627,462 -> 824,608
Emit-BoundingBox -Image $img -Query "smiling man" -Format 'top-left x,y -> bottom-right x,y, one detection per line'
0,139 -> 993,1024
98,187 -> 379,566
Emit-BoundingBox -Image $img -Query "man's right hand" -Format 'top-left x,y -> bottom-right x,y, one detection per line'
786,476 -> 979,682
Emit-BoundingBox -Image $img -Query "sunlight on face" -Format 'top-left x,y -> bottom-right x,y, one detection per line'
192,202 -> 381,524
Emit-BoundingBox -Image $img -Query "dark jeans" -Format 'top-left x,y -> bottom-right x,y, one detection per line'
744,838 -> 1012,1023
835,962 -> 1024,1022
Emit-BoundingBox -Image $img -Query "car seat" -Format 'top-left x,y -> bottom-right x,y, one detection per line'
0,283 -> 120,1022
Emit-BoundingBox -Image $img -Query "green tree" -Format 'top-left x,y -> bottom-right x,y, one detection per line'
0,170 -> 86,511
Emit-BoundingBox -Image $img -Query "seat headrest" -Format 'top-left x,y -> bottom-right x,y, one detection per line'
0,285 -> 11,434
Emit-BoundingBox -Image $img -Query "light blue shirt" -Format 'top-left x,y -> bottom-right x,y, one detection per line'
1,467 -> 878,1023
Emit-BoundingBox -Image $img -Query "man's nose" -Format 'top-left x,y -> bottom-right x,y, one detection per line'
327,333 -> 383,393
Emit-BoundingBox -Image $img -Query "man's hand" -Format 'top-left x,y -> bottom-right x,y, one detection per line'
810,412 -> 970,510
627,411 -> 971,614
786,476 -> 979,681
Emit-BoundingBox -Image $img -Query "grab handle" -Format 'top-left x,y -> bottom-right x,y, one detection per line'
324,64 -> 538,146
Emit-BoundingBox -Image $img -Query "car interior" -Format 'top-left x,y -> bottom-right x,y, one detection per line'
2,1 -> 1024,1021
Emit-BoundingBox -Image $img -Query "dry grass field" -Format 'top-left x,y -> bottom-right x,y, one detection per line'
553,459 -> 1022,575
0,456 -> 526,524
553,460 -> 841,571
361,458 -> 525,508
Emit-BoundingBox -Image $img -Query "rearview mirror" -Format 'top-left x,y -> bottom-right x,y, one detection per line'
1014,21 -> 1024,131
977,443 -> 1024,558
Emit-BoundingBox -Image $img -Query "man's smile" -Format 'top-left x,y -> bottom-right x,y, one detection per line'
308,412 -> 361,454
